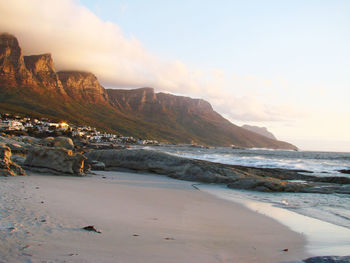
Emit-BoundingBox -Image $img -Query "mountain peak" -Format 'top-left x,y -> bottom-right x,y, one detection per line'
24,54 -> 55,74
0,33 -> 20,48
0,33 -> 33,87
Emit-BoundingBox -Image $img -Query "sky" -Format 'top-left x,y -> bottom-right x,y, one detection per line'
0,0 -> 349,151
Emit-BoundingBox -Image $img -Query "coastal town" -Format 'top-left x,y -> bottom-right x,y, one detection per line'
0,112 -> 159,146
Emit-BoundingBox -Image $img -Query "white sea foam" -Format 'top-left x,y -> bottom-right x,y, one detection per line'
137,145 -> 350,234
141,146 -> 350,175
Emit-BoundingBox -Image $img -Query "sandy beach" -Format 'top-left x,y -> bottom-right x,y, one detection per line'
0,171 -> 309,263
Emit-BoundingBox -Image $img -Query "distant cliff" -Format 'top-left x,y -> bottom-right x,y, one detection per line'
0,33 -> 297,150
241,125 -> 277,140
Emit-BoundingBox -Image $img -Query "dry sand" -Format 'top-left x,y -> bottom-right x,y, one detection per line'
0,171 -> 309,263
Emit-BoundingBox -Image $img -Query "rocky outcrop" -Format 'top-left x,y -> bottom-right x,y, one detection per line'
0,144 -> 25,176
241,125 -> 277,140
0,33 -> 34,88
0,135 -> 34,154
58,71 -> 109,104
24,147 -> 86,175
85,149 -> 305,192
52,136 -> 74,150
226,177 -> 301,192
85,160 -> 105,170
85,149 -> 350,194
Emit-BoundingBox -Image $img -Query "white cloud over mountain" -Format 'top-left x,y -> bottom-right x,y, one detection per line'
0,0 -> 299,122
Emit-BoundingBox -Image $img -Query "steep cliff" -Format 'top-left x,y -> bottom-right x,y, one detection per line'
107,88 -> 297,149
24,54 -> 67,96
58,71 -> 109,104
0,33 -> 297,149
0,33 -> 34,88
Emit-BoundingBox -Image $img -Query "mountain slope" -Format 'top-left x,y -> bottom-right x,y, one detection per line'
241,125 -> 277,140
0,33 -> 297,149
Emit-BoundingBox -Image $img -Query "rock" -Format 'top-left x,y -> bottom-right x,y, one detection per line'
0,136 -> 31,154
227,177 -> 303,192
82,225 -> 101,233
11,155 -> 26,166
20,136 -> 41,145
41,137 -> 55,146
0,144 -> 26,176
53,136 -> 74,150
85,149 -> 350,194
313,176 -> 350,184
58,71 -> 109,104
24,147 -> 86,175
338,169 -> 350,174
303,256 -> 350,263
85,149 -> 305,192
91,160 -> 105,171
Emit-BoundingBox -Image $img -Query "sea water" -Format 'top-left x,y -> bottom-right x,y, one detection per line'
139,145 -> 350,255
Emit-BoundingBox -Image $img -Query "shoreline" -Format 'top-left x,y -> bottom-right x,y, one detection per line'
198,184 -> 350,257
0,171 -> 309,263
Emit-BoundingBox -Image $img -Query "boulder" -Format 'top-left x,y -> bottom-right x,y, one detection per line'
53,136 -> 74,150
24,147 -> 86,175
0,144 -> 26,176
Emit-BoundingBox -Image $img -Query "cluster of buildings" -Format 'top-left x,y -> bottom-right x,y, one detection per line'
0,113 -> 159,145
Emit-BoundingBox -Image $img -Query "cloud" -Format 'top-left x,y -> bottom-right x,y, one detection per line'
0,0 -> 299,122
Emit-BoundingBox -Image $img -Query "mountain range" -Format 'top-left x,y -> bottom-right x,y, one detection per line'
0,33 -> 297,150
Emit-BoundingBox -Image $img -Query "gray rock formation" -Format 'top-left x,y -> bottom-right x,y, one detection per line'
0,135 -> 31,154
0,144 -> 25,176
91,161 -> 105,171
41,137 -> 55,147
85,149 -> 350,194
24,147 -> 86,175
52,136 -> 74,150
85,149 -> 304,192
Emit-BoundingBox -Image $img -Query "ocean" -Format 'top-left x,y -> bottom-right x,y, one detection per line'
140,145 -> 350,255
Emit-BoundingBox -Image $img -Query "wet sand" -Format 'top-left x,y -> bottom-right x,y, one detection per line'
0,171 -> 309,263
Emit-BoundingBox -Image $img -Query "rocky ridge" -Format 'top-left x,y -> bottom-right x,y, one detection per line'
0,33 -> 297,149
0,143 -> 25,176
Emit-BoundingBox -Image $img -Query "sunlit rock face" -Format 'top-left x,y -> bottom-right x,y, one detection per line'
0,33 -> 34,87
58,71 -> 109,104
0,33 -> 298,149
